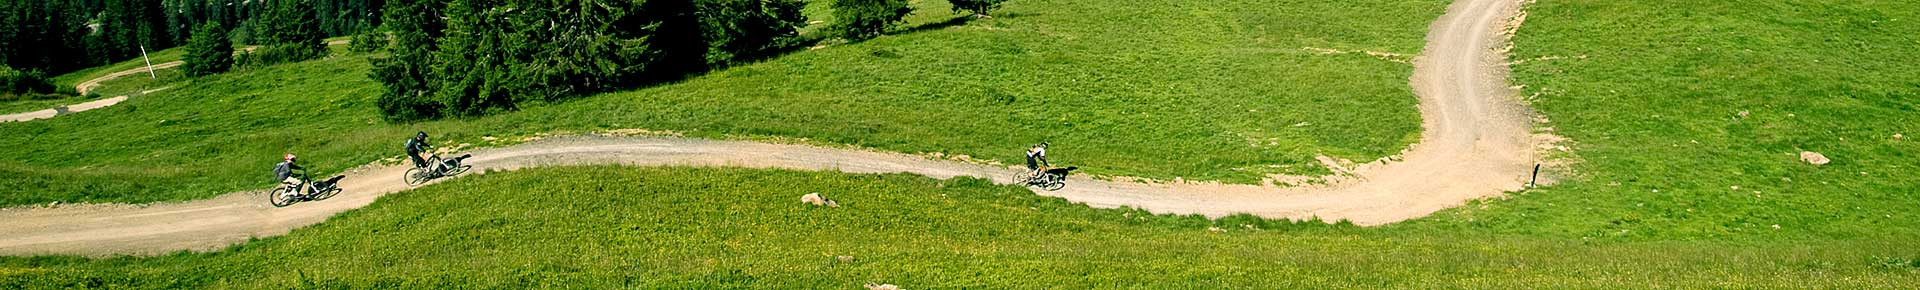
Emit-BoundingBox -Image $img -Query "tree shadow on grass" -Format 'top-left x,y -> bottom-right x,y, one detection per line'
643,14 -> 983,84
894,15 -> 977,36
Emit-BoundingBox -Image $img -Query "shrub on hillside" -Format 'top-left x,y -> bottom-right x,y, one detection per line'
427,0 -> 650,116
831,0 -> 914,41
699,0 -> 811,66
347,31 -> 386,53
371,0 -> 446,121
183,23 -> 236,76
948,0 -> 1007,17
245,0 -> 328,67
0,66 -> 68,101
236,44 -> 329,68
0,67 -> 53,94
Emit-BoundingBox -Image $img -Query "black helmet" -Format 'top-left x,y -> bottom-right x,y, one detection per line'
416,131 -> 429,140
1039,142 -> 1049,148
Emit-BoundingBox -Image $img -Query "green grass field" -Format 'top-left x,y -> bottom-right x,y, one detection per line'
2,0 -> 1919,286
0,0 -> 1442,206
46,49 -> 186,91
0,99 -> 84,115
2,167 -> 1912,288
1423,0 -> 1920,241
82,67 -> 187,98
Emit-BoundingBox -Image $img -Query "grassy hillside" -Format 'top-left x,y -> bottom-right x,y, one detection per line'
0,99 -> 84,116
2,167 -> 1913,288
46,49 -> 186,90
1404,0 -> 1920,240
0,0 -> 1443,206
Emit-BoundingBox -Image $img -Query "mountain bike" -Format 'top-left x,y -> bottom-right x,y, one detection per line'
269,172 -> 344,207
1012,166 -> 1076,191
404,154 -> 473,186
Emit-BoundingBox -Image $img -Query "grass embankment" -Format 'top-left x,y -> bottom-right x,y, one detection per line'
2,167 -> 1914,288
1396,0 -> 1920,240
46,49 -> 186,91
82,67 -> 187,98
0,99 -> 81,116
2,36 -> 360,114
0,0 -> 1441,206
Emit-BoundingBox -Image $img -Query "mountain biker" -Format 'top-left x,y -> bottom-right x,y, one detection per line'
275,153 -> 306,197
1025,142 -> 1050,178
405,131 -> 436,172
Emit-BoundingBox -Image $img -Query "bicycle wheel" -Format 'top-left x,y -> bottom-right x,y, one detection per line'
269,187 -> 298,207
445,165 -> 472,177
311,187 -> 342,201
1043,180 -> 1067,191
1011,171 -> 1031,185
405,167 -> 430,186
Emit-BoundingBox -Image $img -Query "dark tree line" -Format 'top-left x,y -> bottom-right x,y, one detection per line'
0,0 -> 94,75
0,0 -> 380,81
372,0 -> 816,121
370,0 -> 1012,121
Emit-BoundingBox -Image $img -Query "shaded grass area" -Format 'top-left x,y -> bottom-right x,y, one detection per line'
0,0 -> 1439,206
2,167 -> 1913,288
1404,0 -> 1920,240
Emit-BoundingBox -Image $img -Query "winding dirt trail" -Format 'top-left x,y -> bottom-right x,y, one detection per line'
0,0 -> 1538,256
0,62 -> 180,123
0,39 -> 354,122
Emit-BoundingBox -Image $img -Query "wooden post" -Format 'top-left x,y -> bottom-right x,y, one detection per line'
1529,164 -> 1541,188
141,45 -> 156,79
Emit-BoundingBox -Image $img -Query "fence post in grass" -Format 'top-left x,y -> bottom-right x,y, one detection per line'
141,45 -> 156,79
1529,164 -> 1540,188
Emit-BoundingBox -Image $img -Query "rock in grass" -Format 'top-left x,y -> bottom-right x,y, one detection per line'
1799,151 -> 1830,165
864,283 -> 900,290
836,255 -> 855,263
801,193 -> 839,208
801,193 -> 825,206
1896,133 -> 1904,140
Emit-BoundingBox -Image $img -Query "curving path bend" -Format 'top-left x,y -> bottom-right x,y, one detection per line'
0,0 -> 1538,256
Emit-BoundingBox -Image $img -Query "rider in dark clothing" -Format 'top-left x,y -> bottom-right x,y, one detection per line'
275,153 -> 305,195
405,132 -> 432,169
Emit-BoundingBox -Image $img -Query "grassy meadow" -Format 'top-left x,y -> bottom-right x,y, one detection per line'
1,0 -> 1918,286
45,48 -> 186,91
0,0 -> 1443,206
2,167 -> 1915,288
1410,0 -> 1920,241
0,99 -> 85,116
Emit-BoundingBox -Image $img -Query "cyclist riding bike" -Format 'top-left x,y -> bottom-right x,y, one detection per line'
274,153 -> 306,197
1025,142 -> 1050,177
405,131 -> 440,173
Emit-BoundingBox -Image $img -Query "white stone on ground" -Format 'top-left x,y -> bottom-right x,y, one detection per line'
1799,151 -> 1830,165
801,192 -> 839,208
